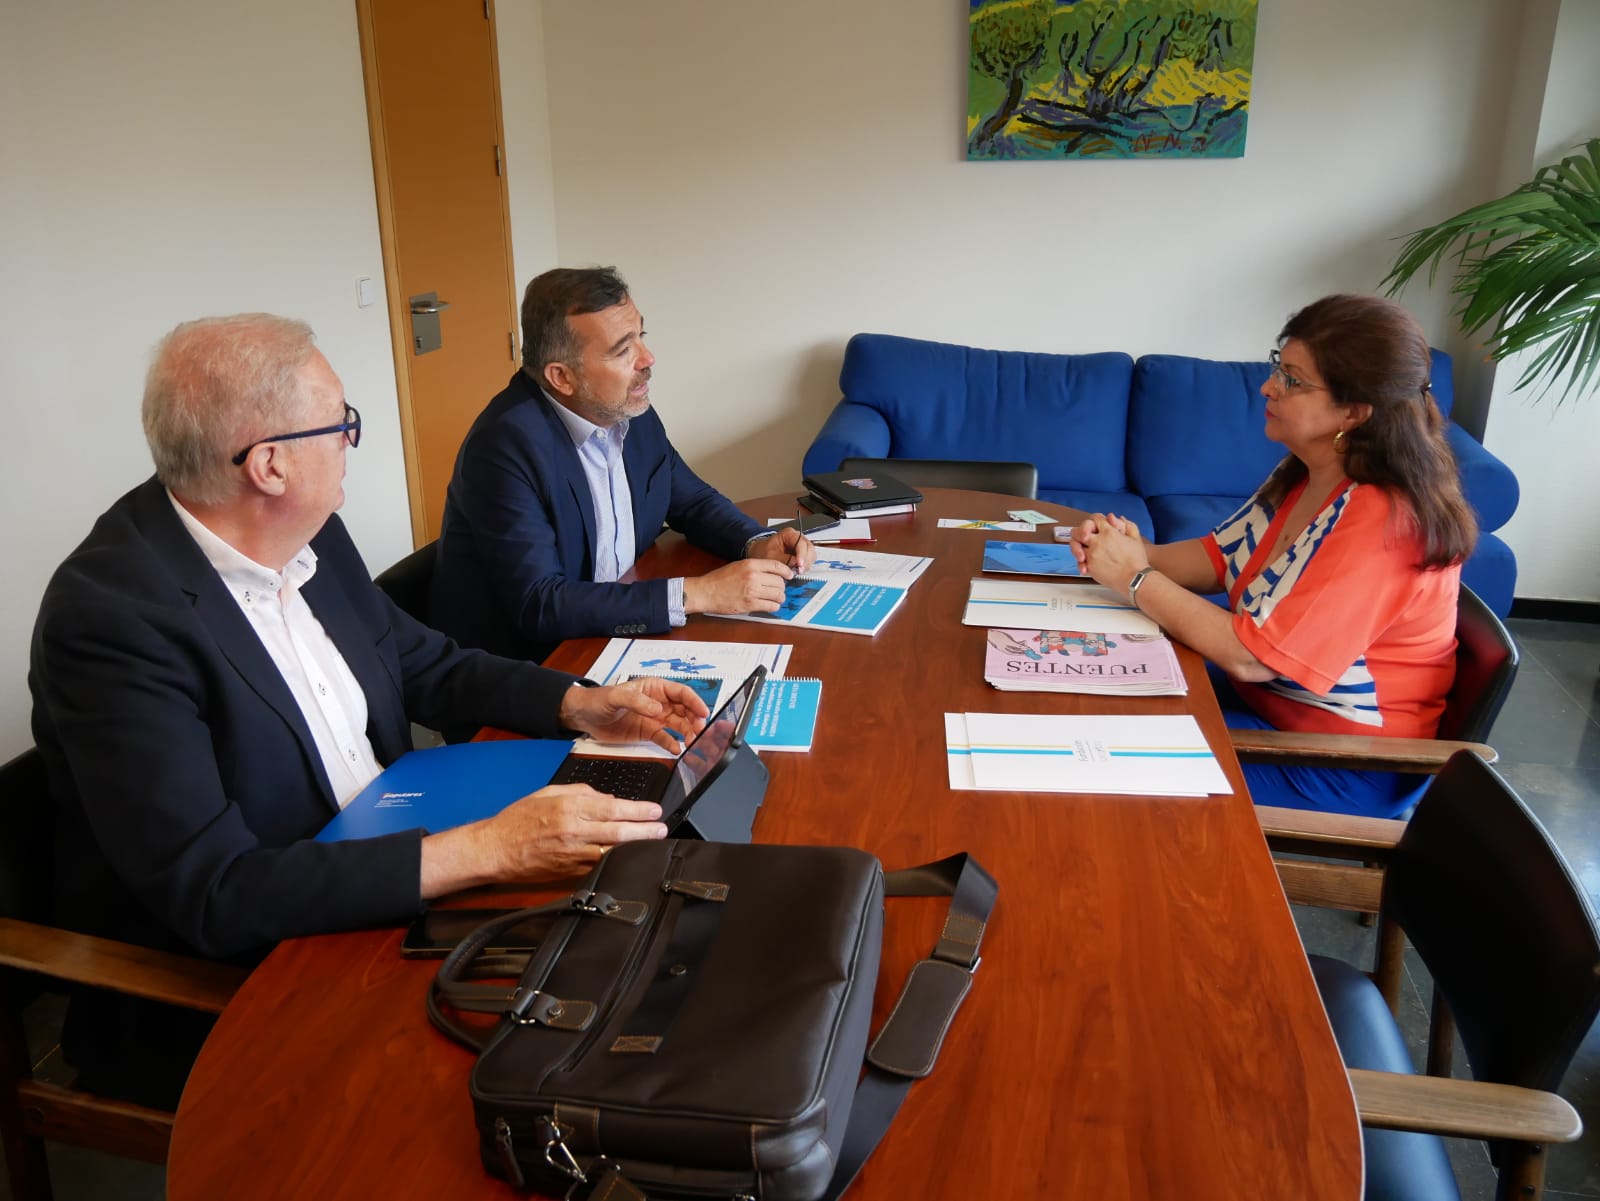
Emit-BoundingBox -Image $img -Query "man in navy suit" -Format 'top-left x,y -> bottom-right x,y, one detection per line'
29,313 -> 708,1104
431,267 -> 816,662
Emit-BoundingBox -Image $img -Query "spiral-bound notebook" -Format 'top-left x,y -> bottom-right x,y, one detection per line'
629,673 -> 823,753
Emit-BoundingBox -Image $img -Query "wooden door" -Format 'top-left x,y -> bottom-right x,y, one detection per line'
357,0 -> 520,543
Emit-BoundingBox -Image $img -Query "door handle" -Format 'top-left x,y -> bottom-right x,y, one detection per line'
409,298 -> 452,314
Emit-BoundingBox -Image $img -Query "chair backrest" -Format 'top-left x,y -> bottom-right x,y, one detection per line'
0,747 -> 53,926
374,539 -> 438,624
1437,583 -> 1519,745
837,457 -> 1039,499
1384,751 -> 1600,1093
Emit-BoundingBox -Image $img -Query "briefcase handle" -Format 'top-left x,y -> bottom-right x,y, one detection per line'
429,887 -> 652,1052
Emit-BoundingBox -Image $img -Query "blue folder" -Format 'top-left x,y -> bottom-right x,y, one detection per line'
316,738 -> 574,842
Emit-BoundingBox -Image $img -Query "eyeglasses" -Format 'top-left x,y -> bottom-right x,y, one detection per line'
232,404 -> 362,466
1267,348 -> 1329,394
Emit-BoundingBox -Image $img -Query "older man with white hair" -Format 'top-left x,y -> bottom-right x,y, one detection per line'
29,313 -> 706,1105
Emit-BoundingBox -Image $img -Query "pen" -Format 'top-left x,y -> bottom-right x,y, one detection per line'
831,538 -> 877,545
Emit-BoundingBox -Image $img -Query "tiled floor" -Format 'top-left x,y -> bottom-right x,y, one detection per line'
5,619 -> 1599,1200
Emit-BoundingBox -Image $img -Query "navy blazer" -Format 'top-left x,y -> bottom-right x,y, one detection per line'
29,478 -> 581,961
430,372 -> 764,661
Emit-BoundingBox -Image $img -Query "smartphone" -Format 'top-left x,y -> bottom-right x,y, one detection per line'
776,508 -> 841,536
399,907 -> 544,959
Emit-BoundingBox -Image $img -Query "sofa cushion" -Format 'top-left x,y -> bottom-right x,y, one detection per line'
1144,493 -> 1250,546
837,334 -> 1135,493
1036,488 -> 1152,534
1127,356 -> 1286,500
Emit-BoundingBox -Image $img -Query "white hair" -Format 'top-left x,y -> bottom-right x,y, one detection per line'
141,314 -> 318,503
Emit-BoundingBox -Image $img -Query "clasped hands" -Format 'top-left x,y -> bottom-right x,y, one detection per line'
1068,513 -> 1148,597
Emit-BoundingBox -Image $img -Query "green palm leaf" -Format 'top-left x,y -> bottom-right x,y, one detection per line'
1383,138 -> 1600,406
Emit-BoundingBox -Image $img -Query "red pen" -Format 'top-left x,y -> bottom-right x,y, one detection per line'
830,538 -> 877,545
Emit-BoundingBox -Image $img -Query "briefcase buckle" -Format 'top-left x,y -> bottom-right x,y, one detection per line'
508,987 -> 595,1031
540,1117 -> 586,1183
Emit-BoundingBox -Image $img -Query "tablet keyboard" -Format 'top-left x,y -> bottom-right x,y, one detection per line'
551,756 -> 667,800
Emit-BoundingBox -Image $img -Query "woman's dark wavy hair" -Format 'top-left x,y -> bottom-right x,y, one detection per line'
1260,294 -> 1477,569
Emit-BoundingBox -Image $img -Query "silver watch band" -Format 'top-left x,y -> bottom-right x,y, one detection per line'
1127,567 -> 1154,606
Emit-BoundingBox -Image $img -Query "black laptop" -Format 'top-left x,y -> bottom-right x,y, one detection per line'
549,666 -> 766,830
801,469 -> 923,513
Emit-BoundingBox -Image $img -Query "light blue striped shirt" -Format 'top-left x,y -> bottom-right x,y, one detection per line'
546,393 -> 687,624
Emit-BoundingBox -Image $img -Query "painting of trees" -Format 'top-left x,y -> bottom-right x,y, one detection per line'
967,0 -> 1258,160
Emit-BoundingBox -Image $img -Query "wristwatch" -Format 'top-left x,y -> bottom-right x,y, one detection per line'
1126,567 -> 1155,606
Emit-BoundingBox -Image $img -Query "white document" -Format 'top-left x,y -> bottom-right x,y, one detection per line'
938,518 -> 1034,531
801,548 -> 932,586
573,638 -> 795,759
945,713 -> 977,789
959,712 -> 1229,796
962,578 -> 1161,636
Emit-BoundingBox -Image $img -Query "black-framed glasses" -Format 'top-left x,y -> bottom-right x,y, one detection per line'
1267,349 -> 1328,395
231,404 -> 362,466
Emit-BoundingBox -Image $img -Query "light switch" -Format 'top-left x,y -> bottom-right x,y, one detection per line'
357,277 -> 378,308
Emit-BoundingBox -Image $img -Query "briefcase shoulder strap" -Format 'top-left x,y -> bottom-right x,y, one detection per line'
824,851 -> 997,1201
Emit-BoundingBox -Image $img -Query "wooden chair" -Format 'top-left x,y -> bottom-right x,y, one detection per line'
837,456 -> 1039,499
1278,751 -> 1597,1201
0,747 -> 247,1201
1233,582 -> 1518,798
373,538 -> 438,624
1240,582 -> 1520,959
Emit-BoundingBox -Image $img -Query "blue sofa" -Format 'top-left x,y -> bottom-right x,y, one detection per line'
801,333 -> 1520,616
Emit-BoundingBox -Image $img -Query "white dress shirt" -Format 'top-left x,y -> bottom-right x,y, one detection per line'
168,491 -> 383,807
546,392 -> 689,624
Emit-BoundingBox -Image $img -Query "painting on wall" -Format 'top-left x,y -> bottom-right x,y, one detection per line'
967,0 -> 1259,160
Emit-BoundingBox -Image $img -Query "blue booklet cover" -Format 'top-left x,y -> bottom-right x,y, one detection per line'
745,677 -> 823,752
316,738 -> 574,842
982,539 -> 1082,577
807,581 -> 907,633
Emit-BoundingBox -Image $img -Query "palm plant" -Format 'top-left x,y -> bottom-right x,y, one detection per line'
1382,137 -> 1600,406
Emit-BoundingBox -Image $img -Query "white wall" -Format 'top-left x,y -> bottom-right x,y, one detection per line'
0,0 -> 414,756
532,0 -> 1525,500
0,0 -> 1575,758
1481,0 -> 1600,602
494,1 -> 560,303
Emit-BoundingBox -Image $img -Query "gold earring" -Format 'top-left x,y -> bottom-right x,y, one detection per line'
1333,429 -> 1348,453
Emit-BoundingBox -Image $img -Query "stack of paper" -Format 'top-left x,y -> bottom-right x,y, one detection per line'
983,628 -> 1186,696
715,549 -> 933,636
944,713 -> 1227,796
961,578 -> 1159,636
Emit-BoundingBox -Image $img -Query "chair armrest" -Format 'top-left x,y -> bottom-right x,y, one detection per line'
1349,1068 -> 1583,1144
1256,805 -> 1407,855
1230,728 -> 1496,772
0,917 -> 246,1014
801,401 -> 891,477
1274,859 -> 1386,913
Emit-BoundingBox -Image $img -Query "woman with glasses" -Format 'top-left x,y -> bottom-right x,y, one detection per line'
1071,294 -> 1477,817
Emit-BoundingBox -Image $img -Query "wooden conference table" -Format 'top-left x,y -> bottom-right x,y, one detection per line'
168,488 -> 1362,1200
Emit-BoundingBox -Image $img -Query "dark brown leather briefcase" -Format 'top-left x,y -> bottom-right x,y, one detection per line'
429,839 -> 996,1200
